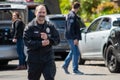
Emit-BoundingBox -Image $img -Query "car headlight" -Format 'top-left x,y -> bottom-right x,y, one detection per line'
110,30 -> 115,38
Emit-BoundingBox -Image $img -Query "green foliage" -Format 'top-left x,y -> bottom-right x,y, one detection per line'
80,0 -> 103,22
81,0 -> 101,15
85,22 -> 90,27
89,1 -> 120,22
59,0 -> 103,22
34,0 -> 120,23
93,2 -> 120,14
59,0 -> 71,14
34,0 -> 43,3
79,0 -> 120,22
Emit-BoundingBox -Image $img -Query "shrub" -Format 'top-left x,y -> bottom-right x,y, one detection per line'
92,2 -> 120,14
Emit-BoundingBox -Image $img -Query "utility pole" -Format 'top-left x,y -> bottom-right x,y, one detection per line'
44,0 -> 61,14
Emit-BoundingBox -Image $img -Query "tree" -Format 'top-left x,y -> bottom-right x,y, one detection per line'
35,0 -> 61,14
111,0 -> 120,6
44,0 -> 61,14
0,0 -> 5,1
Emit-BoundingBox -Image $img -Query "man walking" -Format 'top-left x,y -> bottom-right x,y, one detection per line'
62,1 -> 84,74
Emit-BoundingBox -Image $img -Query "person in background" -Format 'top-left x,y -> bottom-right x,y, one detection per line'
12,11 -> 26,70
62,1 -> 84,74
23,4 -> 60,80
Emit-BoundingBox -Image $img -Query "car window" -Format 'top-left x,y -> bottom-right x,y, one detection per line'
98,18 -> 111,31
87,18 -> 101,32
0,9 -> 27,45
113,18 -> 120,27
49,17 -> 66,29
28,8 -> 35,22
0,10 -> 11,20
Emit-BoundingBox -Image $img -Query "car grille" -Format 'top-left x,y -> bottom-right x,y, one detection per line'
60,32 -> 65,40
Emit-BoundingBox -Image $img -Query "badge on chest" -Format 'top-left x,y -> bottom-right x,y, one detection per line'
46,27 -> 51,37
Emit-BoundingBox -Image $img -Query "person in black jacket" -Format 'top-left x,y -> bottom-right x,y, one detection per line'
62,1 -> 84,74
12,11 -> 26,70
23,4 -> 60,80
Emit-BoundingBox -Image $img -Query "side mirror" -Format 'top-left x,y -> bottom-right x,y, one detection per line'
80,28 -> 87,33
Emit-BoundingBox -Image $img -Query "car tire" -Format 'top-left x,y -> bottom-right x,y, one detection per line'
106,45 -> 120,73
79,56 -> 85,65
104,46 -> 108,67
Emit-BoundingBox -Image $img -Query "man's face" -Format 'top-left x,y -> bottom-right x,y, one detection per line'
35,6 -> 46,22
75,8 -> 80,13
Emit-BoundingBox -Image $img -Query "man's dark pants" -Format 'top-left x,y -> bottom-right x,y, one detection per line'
28,60 -> 56,80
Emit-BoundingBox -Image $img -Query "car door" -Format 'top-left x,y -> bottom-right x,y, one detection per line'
79,17 -> 112,59
79,18 -> 102,57
95,18 -> 112,55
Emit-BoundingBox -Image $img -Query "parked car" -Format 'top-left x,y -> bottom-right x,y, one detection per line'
78,14 -> 120,73
45,14 -> 70,59
0,2 -> 28,65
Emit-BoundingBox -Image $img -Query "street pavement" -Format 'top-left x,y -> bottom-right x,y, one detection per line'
0,60 -> 120,80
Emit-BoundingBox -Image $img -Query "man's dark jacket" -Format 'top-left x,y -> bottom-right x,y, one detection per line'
23,18 -> 60,63
65,11 -> 85,40
12,20 -> 25,39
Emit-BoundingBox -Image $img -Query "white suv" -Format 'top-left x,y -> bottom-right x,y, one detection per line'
78,14 -> 120,73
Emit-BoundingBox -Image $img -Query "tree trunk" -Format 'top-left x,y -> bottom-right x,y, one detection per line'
0,0 -> 5,1
44,0 -> 61,14
111,0 -> 120,6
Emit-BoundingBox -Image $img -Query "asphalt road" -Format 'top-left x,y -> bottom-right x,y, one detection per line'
0,59 -> 120,80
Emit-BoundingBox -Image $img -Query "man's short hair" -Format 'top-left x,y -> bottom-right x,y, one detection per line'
35,4 -> 46,12
72,2 -> 80,9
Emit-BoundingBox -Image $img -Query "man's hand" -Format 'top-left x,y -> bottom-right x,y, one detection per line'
42,39 -> 50,46
40,32 -> 48,40
12,38 -> 17,43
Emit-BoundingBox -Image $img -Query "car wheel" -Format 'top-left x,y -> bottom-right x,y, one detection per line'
106,45 -> 120,73
79,56 -> 85,65
104,46 -> 108,67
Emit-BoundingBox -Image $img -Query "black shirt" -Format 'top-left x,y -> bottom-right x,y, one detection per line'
23,18 -> 60,63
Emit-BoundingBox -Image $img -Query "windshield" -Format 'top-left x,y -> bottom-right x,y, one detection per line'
0,9 -> 27,45
0,10 -> 12,20
50,17 -> 66,29
0,9 -> 26,23
28,8 -> 35,22
113,19 -> 120,27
